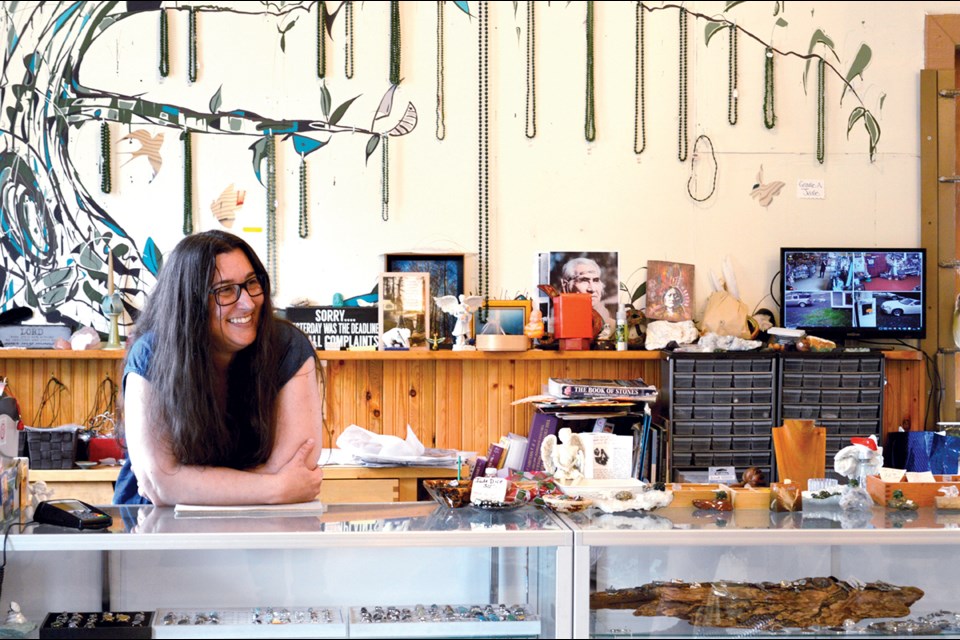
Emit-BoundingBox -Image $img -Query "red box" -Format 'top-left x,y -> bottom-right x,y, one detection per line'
88,437 -> 123,463
553,294 -> 593,339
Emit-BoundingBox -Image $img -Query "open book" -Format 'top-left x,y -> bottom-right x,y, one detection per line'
174,500 -> 326,518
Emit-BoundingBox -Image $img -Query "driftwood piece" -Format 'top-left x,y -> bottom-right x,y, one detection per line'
590,577 -> 924,629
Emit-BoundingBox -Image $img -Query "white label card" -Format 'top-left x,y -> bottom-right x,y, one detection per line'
797,179 -> 825,199
470,477 -> 508,503
708,466 -> 738,484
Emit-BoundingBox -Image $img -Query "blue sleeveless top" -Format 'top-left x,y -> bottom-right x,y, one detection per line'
113,323 -> 316,504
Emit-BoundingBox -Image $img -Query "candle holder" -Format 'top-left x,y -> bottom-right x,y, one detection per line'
101,292 -> 123,350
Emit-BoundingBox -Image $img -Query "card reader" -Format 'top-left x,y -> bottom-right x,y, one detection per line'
34,499 -> 113,530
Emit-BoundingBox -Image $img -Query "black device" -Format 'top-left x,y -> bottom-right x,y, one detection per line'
34,499 -> 113,530
780,247 -> 926,343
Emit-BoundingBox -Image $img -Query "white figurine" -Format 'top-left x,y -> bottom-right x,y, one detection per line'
434,294 -> 484,351
541,427 -> 586,485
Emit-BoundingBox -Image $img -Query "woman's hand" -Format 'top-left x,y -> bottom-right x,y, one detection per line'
273,438 -> 324,503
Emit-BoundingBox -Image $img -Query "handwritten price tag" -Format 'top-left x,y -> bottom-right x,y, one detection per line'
470,476 -> 508,504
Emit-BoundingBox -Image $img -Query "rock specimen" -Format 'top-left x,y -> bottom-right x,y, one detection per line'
590,577 -> 924,629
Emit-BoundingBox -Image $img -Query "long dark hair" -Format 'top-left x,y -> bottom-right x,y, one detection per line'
121,230 -> 283,467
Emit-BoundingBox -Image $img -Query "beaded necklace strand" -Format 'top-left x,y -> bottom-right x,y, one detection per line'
299,155 -> 309,238
478,1 -> 490,319
677,7 -> 688,162
159,8 -> 169,78
100,122 -> 111,194
389,1 -> 401,85
317,1 -> 327,79
816,58 -> 825,164
266,135 -> 278,284
525,0 -> 536,139
188,6 -> 197,84
436,1 -> 446,140
345,1 -> 354,79
182,131 -> 193,235
584,0 -> 595,142
381,136 -> 390,221
763,47 -> 776,129
727,26 -> 738,125
634,1 -> 645,154
687,134 -> 718,202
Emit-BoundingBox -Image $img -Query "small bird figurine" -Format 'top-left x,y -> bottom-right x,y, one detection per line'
117,129 -> 165,181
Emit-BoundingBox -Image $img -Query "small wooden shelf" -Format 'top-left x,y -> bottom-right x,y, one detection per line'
315,348 -> 664,361
0,349 -> 125,359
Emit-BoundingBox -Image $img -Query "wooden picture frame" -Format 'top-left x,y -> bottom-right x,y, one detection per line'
378,272 -> 431,350
473,299 -> 533,337
384,253 -> 465,343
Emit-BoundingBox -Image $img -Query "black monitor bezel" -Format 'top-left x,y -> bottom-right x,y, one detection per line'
780,247 -> 926,341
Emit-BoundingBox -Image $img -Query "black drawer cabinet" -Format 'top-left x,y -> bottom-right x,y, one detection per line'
665,352 -> 777,483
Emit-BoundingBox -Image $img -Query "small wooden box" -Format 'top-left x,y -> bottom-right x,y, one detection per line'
866,474 -> 960,508
670,483 -> 723,507
731,487 -> 772,510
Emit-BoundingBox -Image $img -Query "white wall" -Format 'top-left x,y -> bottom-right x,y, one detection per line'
13,1 -> 958,329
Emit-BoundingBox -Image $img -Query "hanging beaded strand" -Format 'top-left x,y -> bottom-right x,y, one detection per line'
584,0 -> 596,142
266,135 -> 278,284
299,155 -> 309,238
159,8 -> 169,78
687,134 -> 718,202
317,1 -> 327,79
763,47 -> 776,129
100,122 -> 111,194
182,131 -> 193,235
188,6 -> 197,84
727,25 -> 738,125
478,0 -> 490,319
389,1 -> 401,85
634,1 -> 645,154
345,1 -> 354,79
436,1 -> 446,140
525,0 -> 536,139
381,136 -> 389,221
816,58 -> 825,164
678,7 -> 688,162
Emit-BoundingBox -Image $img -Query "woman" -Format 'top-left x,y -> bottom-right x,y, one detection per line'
114,231 -> 324,506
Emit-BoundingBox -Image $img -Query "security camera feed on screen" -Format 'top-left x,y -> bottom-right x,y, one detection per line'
781,249 -> 925,340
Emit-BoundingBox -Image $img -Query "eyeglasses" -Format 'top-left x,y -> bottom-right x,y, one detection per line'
209,275 -> 265,306
571,276 -> 602,286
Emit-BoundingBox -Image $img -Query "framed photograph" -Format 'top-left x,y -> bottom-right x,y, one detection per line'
473,299 -> 533,337
378,272 -> 431,350
645,260 -> 695,322
537,251 -> 619,329
385,253 -> 464,343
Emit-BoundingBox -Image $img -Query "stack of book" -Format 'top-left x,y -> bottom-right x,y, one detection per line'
535,378 -> 658,419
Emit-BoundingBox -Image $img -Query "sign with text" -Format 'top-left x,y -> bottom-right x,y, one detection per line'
285,306 -> 379,350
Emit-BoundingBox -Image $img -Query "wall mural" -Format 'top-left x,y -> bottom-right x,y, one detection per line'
0,1 -> 419,335
0,1 -> 883,337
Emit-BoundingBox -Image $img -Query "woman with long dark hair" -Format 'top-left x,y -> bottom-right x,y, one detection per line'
113,230 -> 324,506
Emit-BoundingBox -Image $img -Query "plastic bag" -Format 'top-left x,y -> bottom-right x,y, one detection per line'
700,290 -> 752,339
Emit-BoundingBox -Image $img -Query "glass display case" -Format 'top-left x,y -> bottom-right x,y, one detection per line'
7,502 -> 572,638
563,506 -> 960,638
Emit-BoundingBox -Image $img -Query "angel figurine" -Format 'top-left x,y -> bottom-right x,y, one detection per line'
434,294 -> 484,351
541,427 -> 586,485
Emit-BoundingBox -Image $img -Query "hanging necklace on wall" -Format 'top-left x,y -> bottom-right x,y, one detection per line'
389,0 -> 401,85
634,1 -> 645,154
763,47 -> 776,129
188,6 -> 198,84
478,0 -> 490,318
727,25 -> 738,125
584,0 -> 596,142
436,1 -> 446,140
678,7 -> 688,162
182,131 -> 193,235
266,135 -> 278,284
317,1 -> 327,79
525,0 -> 536,139
299,155 -> 309,238
100,122 -> 111,194
159,8 -> 169,78
816,58 -> 825,164
345,0 -> 354,79
381,136 -> 390,221
687,134 -> 718,202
